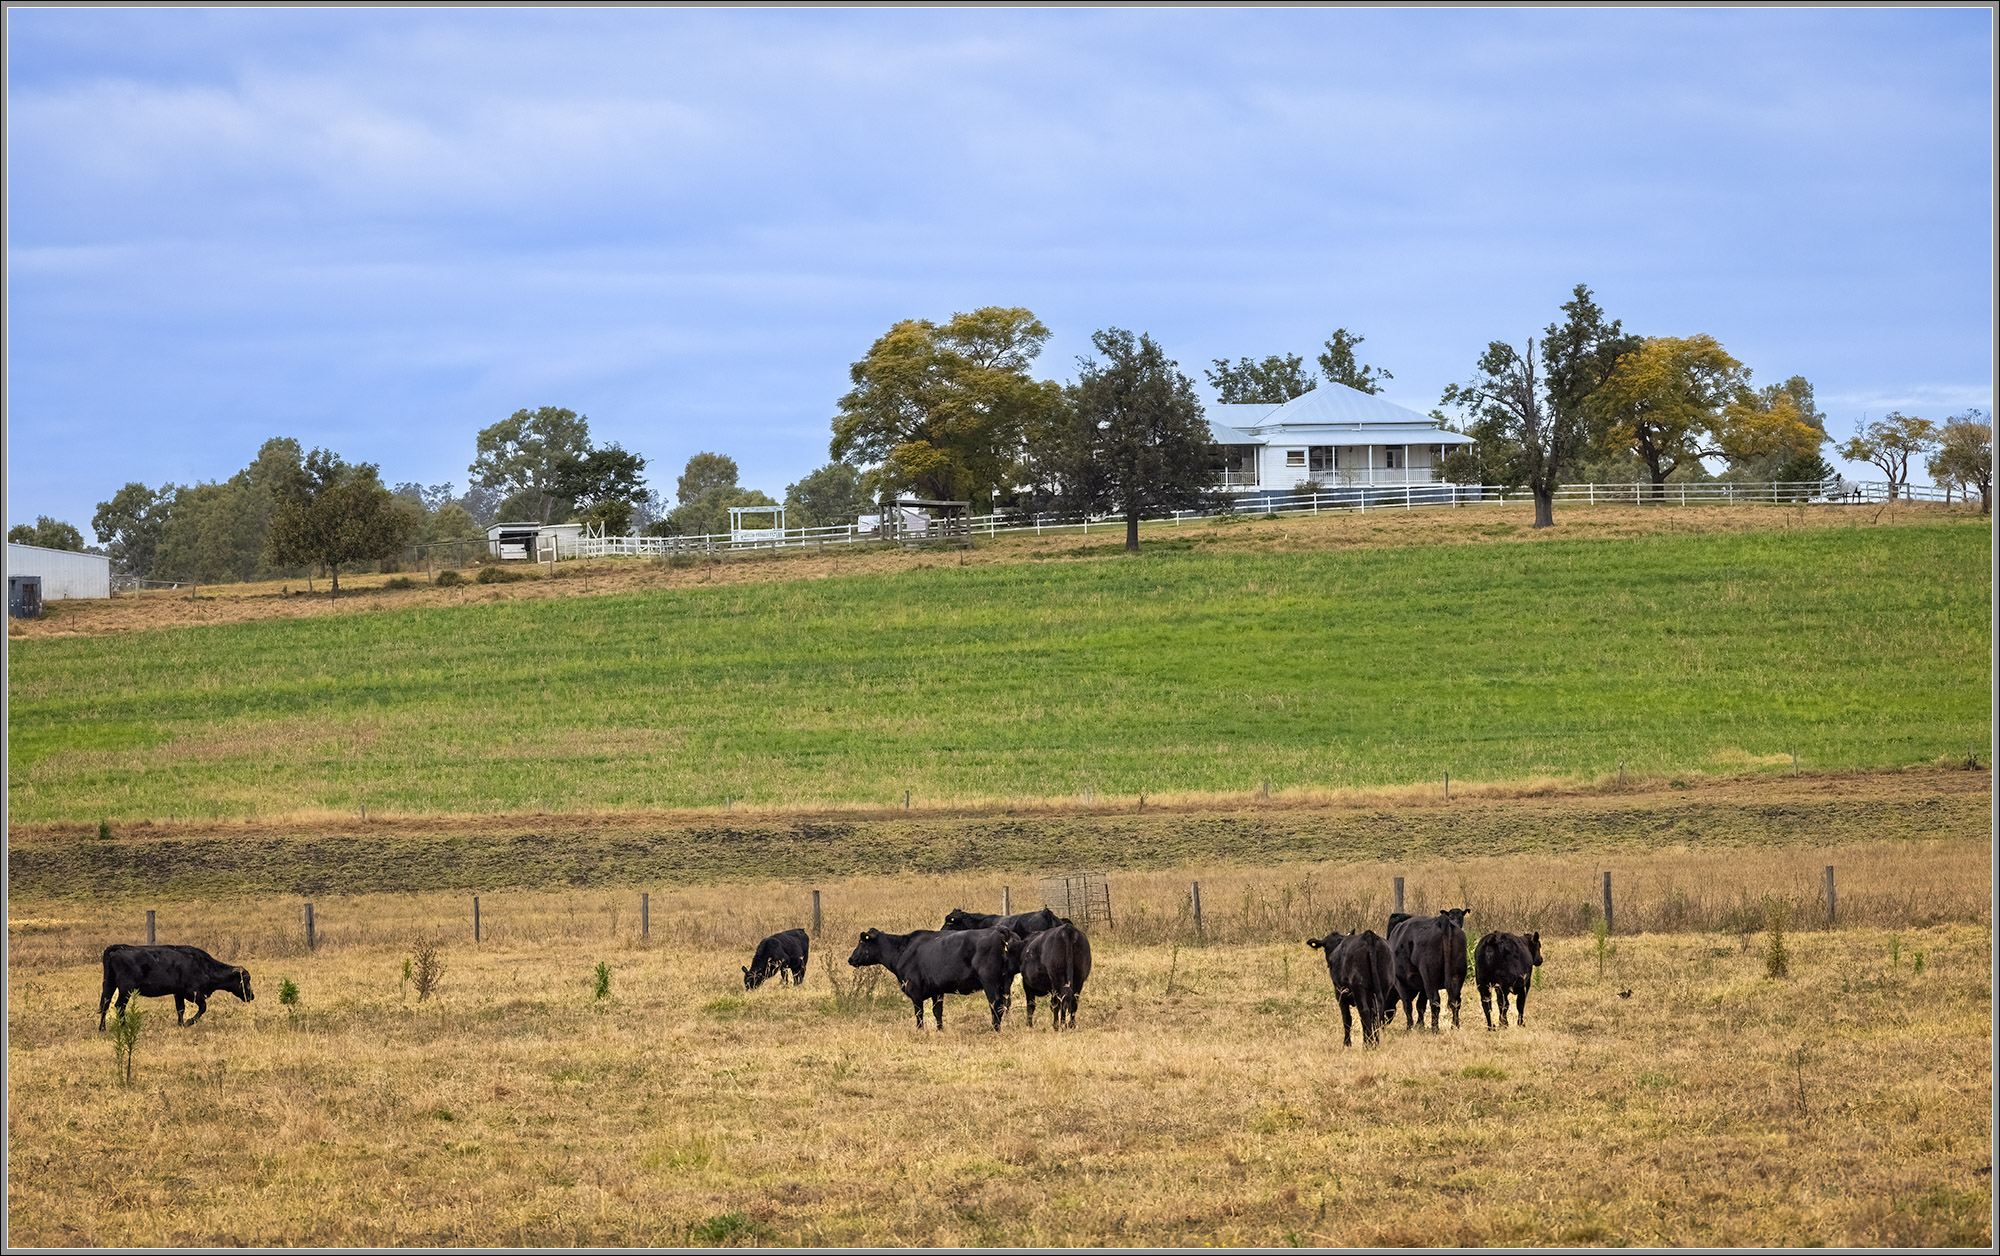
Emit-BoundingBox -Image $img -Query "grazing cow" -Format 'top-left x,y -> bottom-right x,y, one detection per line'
1474,931 -> 1542,1029
743,928 -> 810,990
1385,909 -> 1469,1032
99,944 -> 254,1029
848,927 -> 1019,1031
1305,929 -> 1396,1047
941,906 -> 1065,936
1008,923 -> 1092,1030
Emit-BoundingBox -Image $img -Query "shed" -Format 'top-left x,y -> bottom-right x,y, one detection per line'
483,520 -> 585,561
5,542 -> 111,600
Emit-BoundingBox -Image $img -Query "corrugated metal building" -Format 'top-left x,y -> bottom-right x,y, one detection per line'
6,542 -> 111,600
1206,381 -> 1476,496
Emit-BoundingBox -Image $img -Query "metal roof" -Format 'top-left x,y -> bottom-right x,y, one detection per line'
1206,382 -> 1472,445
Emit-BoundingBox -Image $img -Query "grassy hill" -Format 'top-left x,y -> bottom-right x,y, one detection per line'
7,512 -> 1988,823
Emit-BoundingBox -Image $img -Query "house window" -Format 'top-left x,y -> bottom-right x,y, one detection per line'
1308,446 -> 1334,473
1220,445 -> 1255,474
1285,449 -> 1306,468
1384,445 -> 1405,470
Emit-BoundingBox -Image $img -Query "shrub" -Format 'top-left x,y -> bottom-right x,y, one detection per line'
1763,897 -> 1791,979
410,938 -> 446,1001
690,1213 -> 768,1245
434,569 -> 465,588
278,977 -> 300,1007
383,576 -> 415,590
109,1005 -> 144,1085
97,819 -> 110,841
593,961 -> 611,1000
474,565 -> 530,585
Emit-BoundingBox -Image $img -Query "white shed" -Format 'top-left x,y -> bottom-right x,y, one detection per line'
6,542 -> 111,600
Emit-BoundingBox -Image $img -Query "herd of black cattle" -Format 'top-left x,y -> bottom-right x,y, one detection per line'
92,906 -> 1540,1045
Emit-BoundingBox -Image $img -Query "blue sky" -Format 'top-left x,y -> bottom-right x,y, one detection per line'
7,7 -> 1993,531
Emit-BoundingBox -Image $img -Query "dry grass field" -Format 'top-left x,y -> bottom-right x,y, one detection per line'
7,838 -> 1990,1247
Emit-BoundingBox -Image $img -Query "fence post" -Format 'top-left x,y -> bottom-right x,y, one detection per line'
811,890 -> 822,937
1002,885 -> 1011,916
146,909 -> 156,945
641,892 -> 650,940
1191,882 -> 1203,935
1394,876 -> 1405,914
303,902 -> 317,952
1602,872 -> 1614,934
474,896 -> 482,943
1444,770 -> 1450,801
1824,866 -> 1836,926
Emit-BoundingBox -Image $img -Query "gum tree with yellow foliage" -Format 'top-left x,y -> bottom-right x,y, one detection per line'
829,307 -> 1065,509
1837,412 -> 1938,499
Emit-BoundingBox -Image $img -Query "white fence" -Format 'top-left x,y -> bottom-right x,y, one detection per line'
533,479 -> 1957,563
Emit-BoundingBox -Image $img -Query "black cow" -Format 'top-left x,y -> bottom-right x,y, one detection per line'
743,928 -> 810,990
1474,930 -> 1543,1029
941,906 -> 1065,936
1386,909 -> 1468,1031
1008,922 -> 1092,1030
1305,929 -> 1396,1047
848,927 -> 1019,1031
99,944 -> 254,1029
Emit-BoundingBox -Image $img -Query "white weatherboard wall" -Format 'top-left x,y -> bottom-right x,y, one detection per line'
6,542 -> 111,599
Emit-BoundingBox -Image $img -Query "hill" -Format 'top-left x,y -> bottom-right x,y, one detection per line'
6,505 -> 1988,823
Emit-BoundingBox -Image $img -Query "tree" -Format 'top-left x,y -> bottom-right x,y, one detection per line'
1928,410 -> 1992,514
553,443 -> 649,534
650,452 -> 777,537
1838,412 -> 1937,498
153,481 -> 268,583
1590,335 -> 1751,492
469,406 -> 594,523
1718,376 -> 1832,483
8,516 -> 87,551
785,462 -> 866,530
1066,328 -> 1215,552
830,307 -> 1064,505
1317,329 -> 1395,394
92,482 -> 172,576
265,449 -> 420,593
1205,354 -> 1316,404
1442,284 -> 1628,528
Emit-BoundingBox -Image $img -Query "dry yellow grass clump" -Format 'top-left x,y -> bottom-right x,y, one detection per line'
7,841 -> 1991,1247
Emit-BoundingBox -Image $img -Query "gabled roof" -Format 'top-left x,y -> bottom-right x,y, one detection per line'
1206,381 -> 1470,444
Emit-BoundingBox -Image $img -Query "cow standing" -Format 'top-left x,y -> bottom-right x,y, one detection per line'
1009,922 -> 1092,1030
848,927 -> 1019,1031
1474,930 -> 1542,1028
743,928 -> 810,990
1386,909 -> 1468,1032
99,944 -> 254,1029
1305,929 -> 1396,1047
941,906 -> 1065,936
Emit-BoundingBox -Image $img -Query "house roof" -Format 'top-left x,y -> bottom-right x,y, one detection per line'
1207,382 -> 1473,445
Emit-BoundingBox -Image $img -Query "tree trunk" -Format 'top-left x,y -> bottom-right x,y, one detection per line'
1649,465 -> 1669,499
1531,485 -> 1555,529
1125,498 -> 1140,552
330,563 -> 340,596
1981,481 -> 1992,516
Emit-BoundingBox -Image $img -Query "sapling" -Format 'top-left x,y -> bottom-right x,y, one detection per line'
593,961 -> 612,1000
109,1005 -> 144,1085
1889,936 -> 1901,971
410,939 -> 445,1002
278,978 -> 300,1009
1763,898 -> 1790,979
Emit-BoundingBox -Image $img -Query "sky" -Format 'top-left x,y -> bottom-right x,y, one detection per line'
6,7 -> 1993,531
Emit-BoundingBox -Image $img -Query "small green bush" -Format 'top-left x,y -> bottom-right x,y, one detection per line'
434,569 -> 465,588
475,565 -> 530,585
97,819 -> 111,841
690,1213 -> 767,1245
1764,897 -> 1791,979
593,961 -> 611,1000
278,977 -> 300,1007
109,1005 -> 144,1085
383,576 -> 415,590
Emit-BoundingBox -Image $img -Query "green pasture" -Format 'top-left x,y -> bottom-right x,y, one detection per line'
7,520 -> 1989,822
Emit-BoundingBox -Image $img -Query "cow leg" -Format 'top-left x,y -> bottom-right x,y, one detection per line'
1513,982 -> 1527,1027
1024,990 -> 1037,1027
1447,983 -> 1462,1030
1479,979 -> 1495,1029
185,994 -> 208,1026
98,980 -> 116,1031
910,997 -> 927,1030
1339,996 -> 1354,1047
931,996 -> 945,1031
174,994 -> 187,1026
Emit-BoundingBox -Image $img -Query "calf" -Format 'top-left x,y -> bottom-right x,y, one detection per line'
1386,910 -> 1468,1032
743,928 -> 810,990
99,944 -> 254,1029
1305,929 -> 1396,1047
848,927 -> 1019,1031
942,906 -> 1065,936
1474,931 -> 1542,1028
1008,922 -> 1092,1030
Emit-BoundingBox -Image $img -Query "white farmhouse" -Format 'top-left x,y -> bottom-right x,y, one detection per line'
1206,381 -> 1475,501
6,541 -> 111,600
